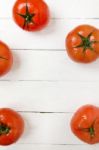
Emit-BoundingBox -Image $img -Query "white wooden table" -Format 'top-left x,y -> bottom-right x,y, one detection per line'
0,0 -> 99,149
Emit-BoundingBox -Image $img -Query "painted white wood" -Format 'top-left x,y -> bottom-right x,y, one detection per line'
1,0 -> 99,18
1,50 -> 99,81
18,113 -> 76,144
0,19 -> 99,50
1,144 -> 99,150
0,0 -> 99,149
0,81 -> 99,112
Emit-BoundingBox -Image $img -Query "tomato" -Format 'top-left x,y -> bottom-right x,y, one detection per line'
0,108 -> 24,146
0,41 -> 13,76
66,25 -> 99,63
13,0 -> 50,31
71,105 -> 99,144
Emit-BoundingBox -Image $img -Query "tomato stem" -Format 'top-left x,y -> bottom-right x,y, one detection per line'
0,123 -> 10,135
89,126 -> 95,137
17,0 -> 35,29
79,120 -> 96,138
74,32 -> 99,52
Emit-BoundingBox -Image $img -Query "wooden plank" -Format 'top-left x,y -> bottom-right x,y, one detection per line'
1,0 -> 99,18
1,50 -> 99,81
0,19 -> 99,50
0,81 -> 99,112
19,113 -> 74,144
1,144 -> 99,150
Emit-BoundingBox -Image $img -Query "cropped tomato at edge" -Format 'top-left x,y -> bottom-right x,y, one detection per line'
0,108 -> 24,146
71,105 -> 99,144
0,41 -> 13,76
66,25 -> 99,63
13,0 -> 50,31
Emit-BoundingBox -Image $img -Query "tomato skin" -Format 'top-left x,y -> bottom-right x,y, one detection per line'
71,105 -> 99,144
13,0 -> 50,31
0,41 -> 13,76
0,108 -> 24,146
66,25 -> 99,63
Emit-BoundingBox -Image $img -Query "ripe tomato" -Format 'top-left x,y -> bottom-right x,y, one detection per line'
13,0 -> 50,31
0,108 -> 24,146
66,25 -> 99,63
0,41 -> 13,76
71,105 -> 99,144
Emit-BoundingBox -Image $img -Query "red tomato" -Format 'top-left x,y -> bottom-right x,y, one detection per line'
0,41 -> 13,76
13,0 -> 50,31
71,105 -> 99,144
66,25 -> 99,63
0,108 -> 24,146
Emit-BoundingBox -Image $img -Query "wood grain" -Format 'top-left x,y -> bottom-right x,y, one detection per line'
1,50 -> 99,82
0,0 -> 99,149
1,0 -> 99,18
1,145 -> 99,150
0,81 -> 99,112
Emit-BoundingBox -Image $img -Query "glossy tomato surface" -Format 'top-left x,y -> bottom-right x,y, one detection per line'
0,41 -> 13,76
71,105 -> 99,144
0,108 -> 24,146
66,25 -> 99,63
13,0 -> 50,31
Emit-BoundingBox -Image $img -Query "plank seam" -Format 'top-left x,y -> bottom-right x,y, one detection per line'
18,111 -> 73,114
1,80 -> 99,82
17,143 -> 85,145
12,49 -> 65,51
0,17 -> 99,20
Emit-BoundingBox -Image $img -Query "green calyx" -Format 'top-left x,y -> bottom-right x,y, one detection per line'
17,0 -> 35,29
75,32 -> 98,52
0,123 -> 10,135
79,121 -> 95,138
89,126 -> 95,137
